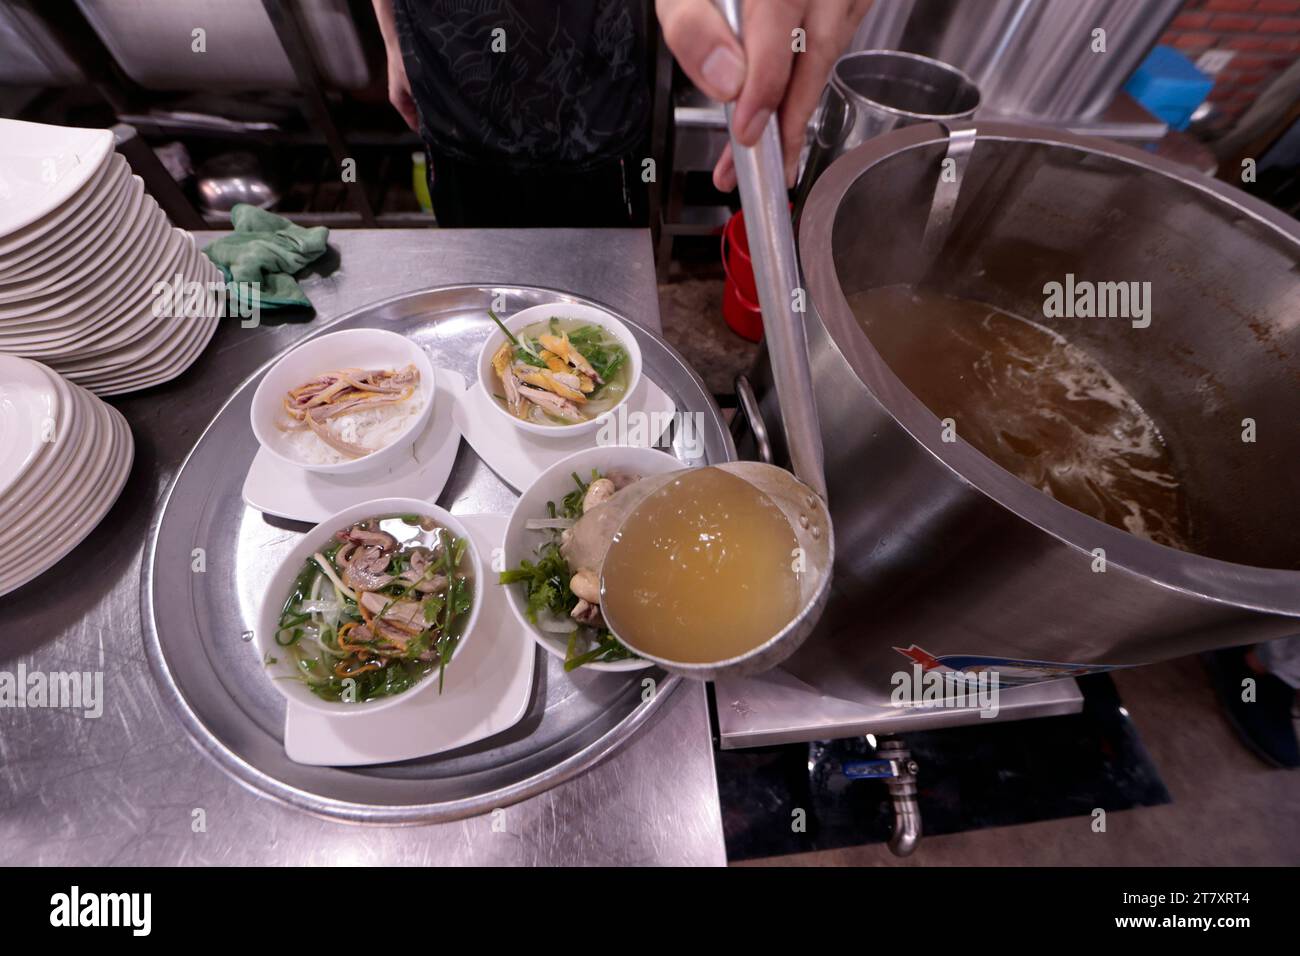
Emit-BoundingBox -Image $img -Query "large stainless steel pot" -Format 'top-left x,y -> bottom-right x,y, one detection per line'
782,121 -> 1300,701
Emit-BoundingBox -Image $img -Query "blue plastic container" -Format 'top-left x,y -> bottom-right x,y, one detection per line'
1124,45 -> 1215,132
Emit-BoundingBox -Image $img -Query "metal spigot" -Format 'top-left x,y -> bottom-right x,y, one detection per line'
876,737 -> 922,857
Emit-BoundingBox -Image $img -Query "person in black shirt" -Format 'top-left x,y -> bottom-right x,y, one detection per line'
371,0 -> 869,227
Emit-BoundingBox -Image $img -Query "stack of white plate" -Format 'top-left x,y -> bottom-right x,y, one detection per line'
0,354 -> 134,597
0,119 -> 222,396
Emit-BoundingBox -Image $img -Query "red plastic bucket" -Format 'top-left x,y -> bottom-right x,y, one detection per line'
721,209 -> 763,342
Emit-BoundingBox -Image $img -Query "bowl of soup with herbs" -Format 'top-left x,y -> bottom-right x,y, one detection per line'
478,302 -> 642,437
257,497 -> 481,716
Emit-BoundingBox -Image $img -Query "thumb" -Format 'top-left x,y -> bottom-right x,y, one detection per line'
656,0 -> 746,102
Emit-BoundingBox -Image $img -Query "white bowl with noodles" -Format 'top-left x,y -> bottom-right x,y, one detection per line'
256,497 -> 482,717
250,328 -> 435,475
476,302 -> 642,438
500,445 -> 682,672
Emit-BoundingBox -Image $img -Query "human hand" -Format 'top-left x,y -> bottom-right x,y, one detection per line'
386,49 -> 419,131
656,0 -> 872,190
371,1 -> 419,130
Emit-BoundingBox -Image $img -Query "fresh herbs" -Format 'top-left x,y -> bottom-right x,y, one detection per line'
565,322 -> 628,382
276,556 -> 326,646
561,470 -> 597,519
487,309 -> 520,348
566,631 -> 637,669
499,539 -> 574,629
515,347 -> 547,368
435,528 -> 472,691
490,308 -> 546,367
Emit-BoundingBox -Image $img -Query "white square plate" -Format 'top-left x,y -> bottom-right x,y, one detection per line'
282,512 -> 537,766
242,368 -> 465,523
0,355 -> 58,499
0,120 -> 114,239
453,372 -> 677,491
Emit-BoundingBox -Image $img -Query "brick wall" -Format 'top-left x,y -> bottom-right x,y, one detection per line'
1162,0 -> 1300,120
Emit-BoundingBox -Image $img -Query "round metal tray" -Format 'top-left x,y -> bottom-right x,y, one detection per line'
141,285 -> 734,823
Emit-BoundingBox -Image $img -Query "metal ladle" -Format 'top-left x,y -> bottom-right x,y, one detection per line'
574,463 -> 833,680
586,1 -> 834,679
712,0 -> 828,501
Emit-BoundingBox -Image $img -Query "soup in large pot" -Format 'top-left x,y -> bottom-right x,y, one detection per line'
848,285 -> 1191,552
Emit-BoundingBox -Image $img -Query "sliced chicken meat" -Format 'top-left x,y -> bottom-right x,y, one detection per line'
359,591 -> 427,635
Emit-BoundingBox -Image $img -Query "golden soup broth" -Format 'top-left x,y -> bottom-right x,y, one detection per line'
600,467 -> 802,663
847,285 -> 1191,550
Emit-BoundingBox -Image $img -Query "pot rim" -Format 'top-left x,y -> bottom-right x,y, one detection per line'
799,120 -> 1300,616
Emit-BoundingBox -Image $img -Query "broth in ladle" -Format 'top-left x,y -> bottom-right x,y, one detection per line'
600,467 -> 803,663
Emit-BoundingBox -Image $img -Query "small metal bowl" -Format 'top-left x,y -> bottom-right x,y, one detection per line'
197,151 -> 279,214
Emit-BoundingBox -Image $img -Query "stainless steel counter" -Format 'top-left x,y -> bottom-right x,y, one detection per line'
0,228 -> 727,866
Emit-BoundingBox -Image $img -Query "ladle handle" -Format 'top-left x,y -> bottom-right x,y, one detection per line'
714,0 -> 827,501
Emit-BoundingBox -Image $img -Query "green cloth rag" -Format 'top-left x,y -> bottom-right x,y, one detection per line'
203,204 -> 329,313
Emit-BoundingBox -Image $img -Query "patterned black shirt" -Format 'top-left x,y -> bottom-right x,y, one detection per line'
393,0 -> 651,170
